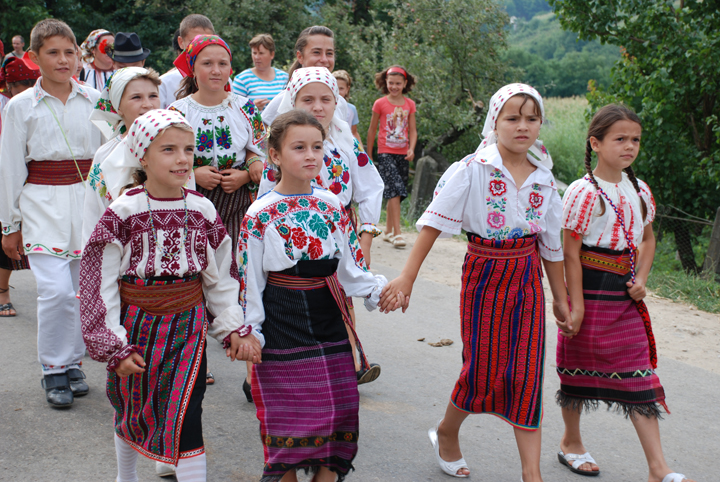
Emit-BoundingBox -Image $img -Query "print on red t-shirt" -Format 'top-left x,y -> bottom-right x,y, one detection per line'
372,96 -> 416,155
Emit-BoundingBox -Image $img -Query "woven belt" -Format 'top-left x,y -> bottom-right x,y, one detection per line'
467,241 -> 536,259
579,249 -> 632,275
26,159 -> 92,185
120,276 -> 203,316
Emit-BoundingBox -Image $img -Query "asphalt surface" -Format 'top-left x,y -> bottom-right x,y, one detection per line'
0,265 -> 716,481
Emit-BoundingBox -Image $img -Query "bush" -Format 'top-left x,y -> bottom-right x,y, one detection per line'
541,96 -> 588,185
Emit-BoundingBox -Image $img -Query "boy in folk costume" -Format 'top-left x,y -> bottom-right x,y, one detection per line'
0,19 -> 103,407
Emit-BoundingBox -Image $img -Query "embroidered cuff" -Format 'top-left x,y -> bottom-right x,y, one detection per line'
106,344 -> 138,372
359,223 -> 382,238
363,274 -> 388,311
222,324 -> 253,349
245,156 -> 263,168
2,223 -> 19,235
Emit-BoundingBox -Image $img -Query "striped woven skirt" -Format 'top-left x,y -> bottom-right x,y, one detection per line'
108,275 -> 207,464
0,246 -> 30,270
253,259 -> 360,482
197,183 -> 252,255
451,233 -> 545,430
556,246 -> 667,417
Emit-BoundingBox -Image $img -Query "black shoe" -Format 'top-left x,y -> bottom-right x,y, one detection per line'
41,373 -> 74,407
357,363 -> 381,385
67,368 -> 89,397
243,379 -> 253,403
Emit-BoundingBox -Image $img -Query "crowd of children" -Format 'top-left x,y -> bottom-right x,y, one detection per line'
0,12 -> 695,482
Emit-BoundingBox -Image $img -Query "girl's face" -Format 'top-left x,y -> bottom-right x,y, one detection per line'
251,44 -> 274,70
494,95 -> 542,157
117,78 -> 161,128
336,79 -> 350,100
271,125 -> 325,183
142,127 -> 195,193
590,120 -> 642,171
386,74 -> 406,97
93,34 -> 114,70
193,45 -> 232,93
297,35 -> 335,71
295,83 -> 336,131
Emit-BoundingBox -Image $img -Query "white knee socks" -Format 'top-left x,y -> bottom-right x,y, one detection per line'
176,453 -> 207,482
114,434 -> 139,482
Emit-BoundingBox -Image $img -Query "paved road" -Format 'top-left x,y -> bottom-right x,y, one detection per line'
0,266 -> 716,481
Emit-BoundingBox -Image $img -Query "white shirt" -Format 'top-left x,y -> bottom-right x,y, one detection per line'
80,187 -> 248,365
562,173 -> 655,251
0,78 -> 102,258
82,65 -> 115,91
240,188 -> 387,333
262,91 -> 349,126
417,144 -> 563,262
258,138 -> 383,236
159,68 -> 183,109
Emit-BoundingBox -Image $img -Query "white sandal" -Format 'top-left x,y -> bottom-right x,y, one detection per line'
382,229 -> 395,243
557,451 -> 600,476
428,419 -> 469,478
391,234 -> 406,248
662,474 -> 689,482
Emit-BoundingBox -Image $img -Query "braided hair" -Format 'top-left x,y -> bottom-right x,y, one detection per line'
585,104 -> 647,220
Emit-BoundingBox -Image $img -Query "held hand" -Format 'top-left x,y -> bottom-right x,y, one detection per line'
2,232 -> 24,260
194,165 -> 222,190
626,277 -> 647,301
405,148 -> 415,162
255,98 -> 270,111
114,352 -> 146,378
248,160 -> 264,184
359,233 -> 373,270
380,275 -> 414,313
220,169 -> 250,193
555,301 -> 582,339
226,332 -> 263,364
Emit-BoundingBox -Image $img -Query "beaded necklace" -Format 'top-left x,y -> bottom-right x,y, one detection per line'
144,185 -> 189,261
586,175 -> 637,282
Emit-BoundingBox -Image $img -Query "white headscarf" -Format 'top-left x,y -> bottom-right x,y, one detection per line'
100,109 -> 194,200
89,67 -> 155,139
478,83 -> 553,170
275,67 -> 356,167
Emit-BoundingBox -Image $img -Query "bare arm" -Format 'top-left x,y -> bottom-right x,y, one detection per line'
558,229 -> 583,338
406,111 -> 417,161
627,223 -> 655,300
366,111 -> 380,158
379,226 -> 441,312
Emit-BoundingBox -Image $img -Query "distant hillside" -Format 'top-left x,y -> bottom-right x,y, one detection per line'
504,11 -> 620,97
503,0 -> 551,20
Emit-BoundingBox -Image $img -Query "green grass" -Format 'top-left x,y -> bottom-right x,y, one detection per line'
541,96 -> 589,185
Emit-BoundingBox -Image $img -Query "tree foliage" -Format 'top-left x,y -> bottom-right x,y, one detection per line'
550,0 -> 720,272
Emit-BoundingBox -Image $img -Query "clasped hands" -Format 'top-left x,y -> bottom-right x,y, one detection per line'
378,274 -> 413,314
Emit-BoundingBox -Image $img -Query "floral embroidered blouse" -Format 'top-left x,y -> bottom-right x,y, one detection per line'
239,188 -> 387,334
79,187 -> 250,368
258,138 -> 383,237
562,173 -> 655,250
169,93 -> 266,171
417,144 -> 563,262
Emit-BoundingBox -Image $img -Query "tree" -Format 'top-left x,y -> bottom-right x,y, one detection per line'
549,0 -> 720,273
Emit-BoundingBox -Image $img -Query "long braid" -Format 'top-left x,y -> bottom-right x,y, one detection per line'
623,165 -> 648,220
584,139 -> 605,215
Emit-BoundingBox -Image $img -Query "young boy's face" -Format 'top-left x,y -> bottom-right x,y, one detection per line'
31,35 -> 77,84
179,28 -> 214,51
336,79 -> 350,100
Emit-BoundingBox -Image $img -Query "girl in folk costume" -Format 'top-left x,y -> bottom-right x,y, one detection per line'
80,109 -> 261,482
258,67 -> 384,384
241,110 -> 398,482
556,105 -> 694,482
381,84 -> 569,481
169,35 -> 266,255
79,29 -> 116,91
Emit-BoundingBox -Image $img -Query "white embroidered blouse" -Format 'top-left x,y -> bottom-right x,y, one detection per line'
258,138 -> 383,236
79,187 -> 248,367
417,144 -> 563,262
562,173 -> 655,250
169,93 -> 266,170
0,78 -> 103,258
239,188 -> 387,334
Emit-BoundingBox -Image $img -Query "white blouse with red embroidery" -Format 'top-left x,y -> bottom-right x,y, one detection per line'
562,173 -> 655,250
417,144 -> 563,262
239,188 -> 387,333
79,187 -> 248,366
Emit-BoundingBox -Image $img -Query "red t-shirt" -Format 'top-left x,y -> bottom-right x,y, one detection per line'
372,96 -> 416,155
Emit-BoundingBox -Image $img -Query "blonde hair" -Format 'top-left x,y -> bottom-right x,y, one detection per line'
332,70 -> 352,88
30,19 -> 76,53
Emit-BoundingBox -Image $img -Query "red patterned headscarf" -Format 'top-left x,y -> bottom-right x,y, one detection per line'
0,57 -> 41,92
173,35 -> 233,92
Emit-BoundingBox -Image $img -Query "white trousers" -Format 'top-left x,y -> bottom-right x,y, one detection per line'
28,254 -> 85,374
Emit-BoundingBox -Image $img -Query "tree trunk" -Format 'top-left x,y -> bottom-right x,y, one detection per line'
673,222 -> 700,274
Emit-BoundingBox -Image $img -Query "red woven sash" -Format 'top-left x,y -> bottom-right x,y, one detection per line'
579,248 -> 658,369
467,240 -> 536,259
26,159 -> 92,185
267,271 -> 371,370
120,277 -> 203,317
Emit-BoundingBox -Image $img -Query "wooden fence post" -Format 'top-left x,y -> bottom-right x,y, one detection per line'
702,206 -> 720,281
